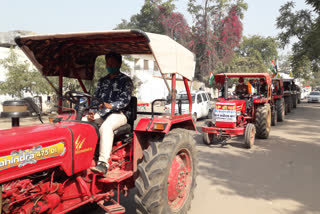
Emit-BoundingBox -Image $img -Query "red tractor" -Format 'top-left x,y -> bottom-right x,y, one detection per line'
202,73 -> 275,148
272,78 -> 285,123
0,30 -> 198,214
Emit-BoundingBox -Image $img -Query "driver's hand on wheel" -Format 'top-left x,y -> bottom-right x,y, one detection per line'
88,111 -> 95,121
99,102 -> 112,109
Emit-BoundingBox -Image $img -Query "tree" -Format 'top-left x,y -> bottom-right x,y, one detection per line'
214,35 -> 279,77
187,0 -> 247,81
237,35 -> 278,66
115,0 -> 176,34
158,6 -> 191,47
276,1 -> 320,77
0,48 -> 54,97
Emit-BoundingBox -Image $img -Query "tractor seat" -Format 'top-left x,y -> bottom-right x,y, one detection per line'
113,124 -> 131,139
113,96 -> 137,141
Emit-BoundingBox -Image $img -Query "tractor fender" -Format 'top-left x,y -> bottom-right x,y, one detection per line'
134,116 -> 196,134
133,116 -> 196,173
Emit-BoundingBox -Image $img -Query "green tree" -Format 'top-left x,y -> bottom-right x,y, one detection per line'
115,0 -> 175,33
276,1 -> 320,77
237,35 -> 278,66
0,48 -> 54,97
214,35 -> 278,79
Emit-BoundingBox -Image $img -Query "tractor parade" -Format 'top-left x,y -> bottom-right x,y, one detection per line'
0,1 -> 319,213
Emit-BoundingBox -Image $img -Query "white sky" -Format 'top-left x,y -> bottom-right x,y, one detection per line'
0,0 -> 310,35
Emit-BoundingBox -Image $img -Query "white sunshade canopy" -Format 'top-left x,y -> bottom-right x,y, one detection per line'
16,30 -> 196,81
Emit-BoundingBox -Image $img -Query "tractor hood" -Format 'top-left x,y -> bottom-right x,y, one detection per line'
0,122 -> 98,184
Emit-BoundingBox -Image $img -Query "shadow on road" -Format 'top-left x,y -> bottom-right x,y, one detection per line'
192,102 -> 320,214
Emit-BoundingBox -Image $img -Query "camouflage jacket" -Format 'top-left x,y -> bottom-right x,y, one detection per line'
94,72 -> 133,119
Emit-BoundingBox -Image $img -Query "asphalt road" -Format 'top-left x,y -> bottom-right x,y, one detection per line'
1,102 -> 319,214
69,101 -> 320,214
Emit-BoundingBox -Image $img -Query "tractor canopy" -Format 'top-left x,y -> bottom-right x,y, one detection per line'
15,29 -> 196,81
214,73 -> 272,85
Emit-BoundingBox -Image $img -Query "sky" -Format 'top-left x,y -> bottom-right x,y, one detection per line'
0,0 -> 311,42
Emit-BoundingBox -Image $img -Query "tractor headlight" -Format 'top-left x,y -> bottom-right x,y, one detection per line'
153,123 -> 167,131
237,111 -> 241,116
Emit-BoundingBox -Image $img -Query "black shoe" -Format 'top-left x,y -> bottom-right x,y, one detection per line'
91,161 -> 108,175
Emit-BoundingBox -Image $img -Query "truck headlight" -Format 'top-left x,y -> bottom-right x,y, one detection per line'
237,111 -> 241,116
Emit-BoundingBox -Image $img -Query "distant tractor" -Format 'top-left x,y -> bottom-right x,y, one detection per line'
202,73 -> 275,149
272,78 -> 285,123
283,79 -> 300,113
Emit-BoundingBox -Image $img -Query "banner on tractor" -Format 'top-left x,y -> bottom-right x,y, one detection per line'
214,103 -> 237,122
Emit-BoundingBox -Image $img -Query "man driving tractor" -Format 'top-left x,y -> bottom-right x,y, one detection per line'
235,77 -> 248,97
83,52 -> 133,175
259,78 -> 268,96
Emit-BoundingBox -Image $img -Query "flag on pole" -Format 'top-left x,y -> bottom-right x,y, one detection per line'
269,65 -> 276,75
209,72 -> 214,86
248,82 -> 252,94
274,57 -> 278,72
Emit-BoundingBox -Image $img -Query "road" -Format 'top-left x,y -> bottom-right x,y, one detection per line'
1,102 -> 319,214
70,101 -> 320,214
189,101 -> 320,214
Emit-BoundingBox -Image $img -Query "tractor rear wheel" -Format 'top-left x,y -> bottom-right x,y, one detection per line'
255,104 -> 271,139
244,123 -> 255,149
135,128 -> 197,214
276,99 -> 285,122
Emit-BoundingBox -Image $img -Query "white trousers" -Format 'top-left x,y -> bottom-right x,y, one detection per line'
83,112 -> 127,166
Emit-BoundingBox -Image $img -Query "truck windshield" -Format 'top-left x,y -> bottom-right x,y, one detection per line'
177,94 -> 195,104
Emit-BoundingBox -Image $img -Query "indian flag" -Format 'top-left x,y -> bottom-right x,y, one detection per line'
248,82 -> 255,95
209,72 -> 214,86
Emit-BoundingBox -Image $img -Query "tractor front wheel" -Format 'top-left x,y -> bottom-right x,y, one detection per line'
244,123 -> 255,149
255,104 -> 271,139
135,128 -> 197,214
276,99 -> 285,122
203,132 -> 215,145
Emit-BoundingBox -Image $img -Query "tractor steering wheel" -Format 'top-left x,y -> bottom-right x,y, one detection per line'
64,91 -> 111,120
64,91 -> 103,109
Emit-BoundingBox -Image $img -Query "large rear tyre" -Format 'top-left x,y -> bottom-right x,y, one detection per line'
276,99 -> 285,122
135,128 -> 197,214
255,104 -> 271,139
244,123 -> 256,149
